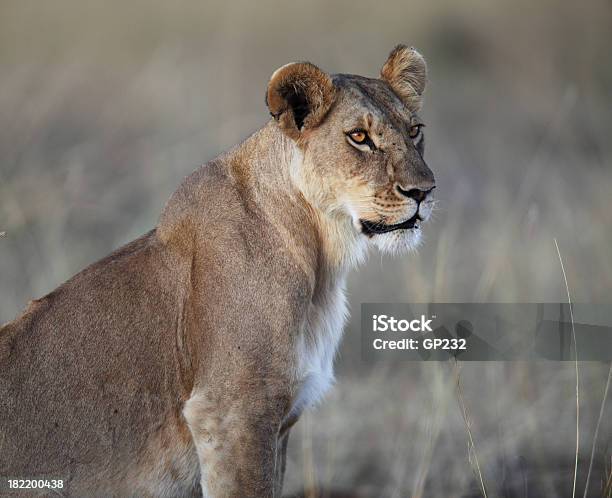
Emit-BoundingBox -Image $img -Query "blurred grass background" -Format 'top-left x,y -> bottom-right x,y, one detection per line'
1,0 -> 611,496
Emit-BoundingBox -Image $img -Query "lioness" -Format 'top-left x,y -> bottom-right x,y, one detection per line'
0,45 -> 435,497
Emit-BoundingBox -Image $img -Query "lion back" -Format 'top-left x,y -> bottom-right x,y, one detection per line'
0,230 -> 191,486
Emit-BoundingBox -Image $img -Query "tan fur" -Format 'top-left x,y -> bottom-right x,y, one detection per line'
0,46 -> 435,497
266,62 -> 335,141
380,45 -> 428,112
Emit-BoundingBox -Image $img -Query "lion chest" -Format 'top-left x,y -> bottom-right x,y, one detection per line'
289,281 -> 348,420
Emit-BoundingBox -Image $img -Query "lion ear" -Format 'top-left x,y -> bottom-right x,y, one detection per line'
380,45 -> 427,112
266,62 -> 335,140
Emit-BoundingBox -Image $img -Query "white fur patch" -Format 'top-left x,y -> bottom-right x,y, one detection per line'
372,226 -> 423,255
289,277 -> 349,419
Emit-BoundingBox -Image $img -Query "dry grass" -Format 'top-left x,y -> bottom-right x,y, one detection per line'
454,362 -> 488,498
555,238 -> 580,498
605,461 -> 612,498
584,364 -> 612,498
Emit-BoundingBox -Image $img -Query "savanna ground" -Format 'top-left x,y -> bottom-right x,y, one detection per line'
1,1 -> 611,496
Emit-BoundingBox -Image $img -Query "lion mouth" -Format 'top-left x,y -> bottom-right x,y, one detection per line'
360,213 -> 422,236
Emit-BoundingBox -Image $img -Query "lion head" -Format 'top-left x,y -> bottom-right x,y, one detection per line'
266,45 -> 436,256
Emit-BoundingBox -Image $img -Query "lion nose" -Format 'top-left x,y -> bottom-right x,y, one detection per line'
396,184 -> 435,203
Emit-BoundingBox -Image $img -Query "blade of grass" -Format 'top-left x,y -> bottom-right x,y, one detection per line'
554,238 -> 579,498
582,363 -> 612,498
454,361 -> 488,498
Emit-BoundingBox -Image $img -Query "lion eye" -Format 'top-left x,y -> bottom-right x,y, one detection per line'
409,124 -> 423,139
348,130 -> 368,144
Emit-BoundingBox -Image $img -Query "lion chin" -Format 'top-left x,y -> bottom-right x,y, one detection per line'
371,227 -> 423,255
